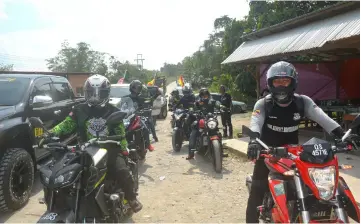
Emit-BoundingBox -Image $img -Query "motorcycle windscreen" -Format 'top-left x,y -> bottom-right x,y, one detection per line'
119,96 -> 136,117
299,137 -> 334,164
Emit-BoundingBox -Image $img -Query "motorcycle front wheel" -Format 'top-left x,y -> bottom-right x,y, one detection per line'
172,128 -> 183,152
211,140 -> 222,173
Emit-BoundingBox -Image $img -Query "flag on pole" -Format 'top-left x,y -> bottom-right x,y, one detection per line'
147,72 -> 157,86
117,70 -> 127,84
178,75 -> 185,87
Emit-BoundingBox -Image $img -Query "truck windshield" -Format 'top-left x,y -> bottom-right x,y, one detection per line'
0,77 -> 30,106
110,86 -> 130,98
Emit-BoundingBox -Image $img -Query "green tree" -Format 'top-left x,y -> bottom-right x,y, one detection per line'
46,40 -> 108,74
175,1 -> 341,101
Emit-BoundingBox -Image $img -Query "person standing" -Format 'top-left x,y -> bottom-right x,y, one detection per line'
219,85 -> 233,138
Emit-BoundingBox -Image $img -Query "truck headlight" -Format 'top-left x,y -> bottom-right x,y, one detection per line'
308,166 -> 336,200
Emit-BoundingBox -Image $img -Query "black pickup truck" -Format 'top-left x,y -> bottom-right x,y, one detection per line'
0,74 -> 85,212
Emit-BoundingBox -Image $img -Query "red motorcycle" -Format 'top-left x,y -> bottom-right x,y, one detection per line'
243,115 -> 360,223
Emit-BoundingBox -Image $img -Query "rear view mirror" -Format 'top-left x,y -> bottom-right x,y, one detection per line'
241,125 -> 259,139
350,114 -> 360,130
32,95 -> 53,108
106,111 -> 127,125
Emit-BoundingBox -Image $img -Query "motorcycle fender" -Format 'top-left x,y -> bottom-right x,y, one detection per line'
95,184 -> 110,216
339,176 -> 360,222
37,210 -> 75,223
210,135 -> 219,140
268,179 -> 290,223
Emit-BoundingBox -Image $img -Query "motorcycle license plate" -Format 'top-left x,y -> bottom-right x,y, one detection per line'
203,136 -> 208,146
34,128 -> 43,137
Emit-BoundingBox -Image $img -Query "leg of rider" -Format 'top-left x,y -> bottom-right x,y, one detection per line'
221,112 -> 227,137
226,111 -> 233,138
113,155 -> 143,213
246,158 -> 270,223
187,121 -> 198,160
148,117 -> 158,142
142,126 -> 153,151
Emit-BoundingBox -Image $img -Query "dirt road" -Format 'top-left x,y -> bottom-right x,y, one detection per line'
1,82 -> 253,223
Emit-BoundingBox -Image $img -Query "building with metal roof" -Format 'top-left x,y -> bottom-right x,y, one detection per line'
222,1 -> 360,65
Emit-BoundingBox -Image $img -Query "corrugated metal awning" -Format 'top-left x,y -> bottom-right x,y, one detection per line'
222,9 -> 360,64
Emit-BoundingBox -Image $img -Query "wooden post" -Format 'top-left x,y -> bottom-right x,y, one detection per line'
253,64 -> 261,99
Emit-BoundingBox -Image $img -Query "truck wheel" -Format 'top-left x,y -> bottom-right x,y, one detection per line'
0,148 -> 34,212
158,105 -> 168,119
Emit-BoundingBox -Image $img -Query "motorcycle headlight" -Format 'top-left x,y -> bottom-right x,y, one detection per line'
51,163 -> 82,188
207,120 -> 218,129
308,166 -> 336,200
40,172 -> 50,185
175,115 -> 181,120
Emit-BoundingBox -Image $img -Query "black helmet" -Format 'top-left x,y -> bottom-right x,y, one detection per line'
198,88 -> 210,103
266,61 -> 298,104
171,89 -> 179,97
182,85 -> 191,97
129,80 -> 143,96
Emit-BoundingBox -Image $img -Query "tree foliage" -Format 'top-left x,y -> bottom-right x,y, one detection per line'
47,40 -> 157,84
161,1 -> 340,102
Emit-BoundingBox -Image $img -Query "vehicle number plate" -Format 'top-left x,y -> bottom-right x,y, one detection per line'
34,128 -> 43,137
203,136 -> 208,146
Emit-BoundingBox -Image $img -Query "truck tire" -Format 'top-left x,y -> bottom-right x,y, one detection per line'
0,148 -> 34,212
158,105 -> 168,119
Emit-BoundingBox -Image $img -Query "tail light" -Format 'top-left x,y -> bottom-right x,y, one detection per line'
199,119 -> 205,129
129,116 -> 141,131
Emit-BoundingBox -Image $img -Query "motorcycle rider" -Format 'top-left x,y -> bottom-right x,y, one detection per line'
42,74 -> 143,213
173,85 -> 195,111
127,80 -> 159,147
246,61 -> 359,223
186,88 -> 217,160
219,85 -> 233,138
169,88 -> 181,109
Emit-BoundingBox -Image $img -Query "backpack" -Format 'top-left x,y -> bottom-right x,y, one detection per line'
264,94 -> 305,119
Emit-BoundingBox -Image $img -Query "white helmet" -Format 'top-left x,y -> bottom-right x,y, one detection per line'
84,74 -> 111,107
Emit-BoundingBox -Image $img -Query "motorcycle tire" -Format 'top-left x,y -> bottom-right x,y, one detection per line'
172,129 -> 183,152
211,140 -> 222,173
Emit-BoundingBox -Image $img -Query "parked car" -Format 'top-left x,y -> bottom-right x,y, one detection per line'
0,74 -> 85,212
210,93 -> 247,113
109,84 -> 165,121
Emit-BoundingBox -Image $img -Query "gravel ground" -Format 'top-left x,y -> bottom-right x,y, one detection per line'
0,83 -> 254,223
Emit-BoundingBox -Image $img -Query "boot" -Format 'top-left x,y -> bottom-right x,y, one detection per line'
129,199 -> 143,213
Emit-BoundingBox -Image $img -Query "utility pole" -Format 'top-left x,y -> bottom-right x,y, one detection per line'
134,54 -> 145,71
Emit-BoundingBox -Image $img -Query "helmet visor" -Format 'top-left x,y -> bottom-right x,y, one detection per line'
272,77 -> 292,87
85,87 -> 109,105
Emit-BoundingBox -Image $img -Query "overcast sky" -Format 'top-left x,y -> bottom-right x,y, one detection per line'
0,0 -> 250,71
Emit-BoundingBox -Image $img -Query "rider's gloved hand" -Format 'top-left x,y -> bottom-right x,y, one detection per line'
247,140 -> 263,160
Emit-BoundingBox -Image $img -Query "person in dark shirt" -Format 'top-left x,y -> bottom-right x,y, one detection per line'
186,88 -> 217,160
219,85 -> 233,138
246,61 -> 359,223
126,80 -> 159,150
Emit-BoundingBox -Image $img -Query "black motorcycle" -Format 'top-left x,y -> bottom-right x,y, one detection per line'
29,111 -> 139,223
172,108 -> 192,152
121,97 -> 151,160
194,111 -> 223,173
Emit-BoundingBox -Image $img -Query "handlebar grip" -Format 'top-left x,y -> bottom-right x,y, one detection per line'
105,135 -> 123,141
47,142 -> 67,148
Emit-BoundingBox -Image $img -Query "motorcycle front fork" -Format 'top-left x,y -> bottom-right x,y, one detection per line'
293,174 -> 349,223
